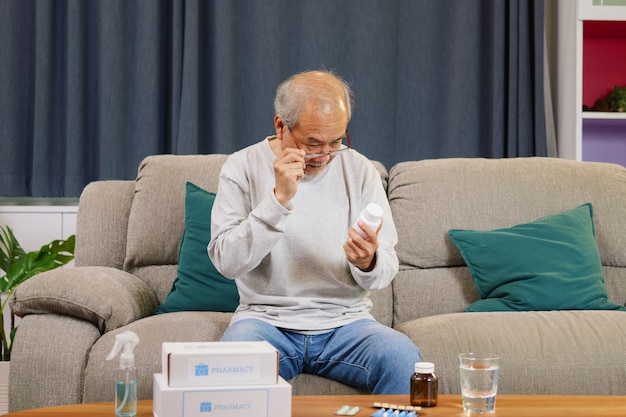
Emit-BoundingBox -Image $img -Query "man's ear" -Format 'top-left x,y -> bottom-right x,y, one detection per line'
274,115 -> 286,138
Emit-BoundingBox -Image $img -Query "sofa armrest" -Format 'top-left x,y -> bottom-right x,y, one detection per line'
10,266 -> 159,333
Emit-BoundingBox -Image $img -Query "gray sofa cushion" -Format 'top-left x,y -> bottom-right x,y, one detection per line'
10,315 -> 102,411
75,180 -> 135,269
388,157 -> 626,270
392,268 -> 479,324
11,266 -> 159,332
397,310 -> 626,395
123,154 -> 228,302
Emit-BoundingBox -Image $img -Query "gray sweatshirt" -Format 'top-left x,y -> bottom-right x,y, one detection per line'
208,138 -> 399,333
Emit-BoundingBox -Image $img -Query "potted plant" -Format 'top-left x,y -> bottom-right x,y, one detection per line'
606,85 -> 626,113
587,85 -> 626,112
0,226 -> 75,361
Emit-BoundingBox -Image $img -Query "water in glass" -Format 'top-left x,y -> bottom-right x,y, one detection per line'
459,362 -> 499,413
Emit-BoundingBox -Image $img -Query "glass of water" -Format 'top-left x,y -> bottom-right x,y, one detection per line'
458,353 -> 500,413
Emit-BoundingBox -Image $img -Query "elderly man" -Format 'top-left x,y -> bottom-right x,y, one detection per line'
208,70 -> 421,394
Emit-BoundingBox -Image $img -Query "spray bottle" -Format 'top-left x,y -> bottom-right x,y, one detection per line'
106,330 -> 139,417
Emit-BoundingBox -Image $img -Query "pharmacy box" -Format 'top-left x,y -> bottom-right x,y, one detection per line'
162,341 -> 279,387
153,373 -> 291,417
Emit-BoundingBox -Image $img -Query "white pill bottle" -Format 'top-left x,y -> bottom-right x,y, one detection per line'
353,203 -> 383,238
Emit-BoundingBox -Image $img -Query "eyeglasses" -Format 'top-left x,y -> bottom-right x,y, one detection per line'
289,128 -> 351,159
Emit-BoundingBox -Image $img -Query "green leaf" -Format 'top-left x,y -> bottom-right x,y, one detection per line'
607,85 -> 626,113
0,226 -> 26,274
0,226 -> 75,359
0,235 -> 75,292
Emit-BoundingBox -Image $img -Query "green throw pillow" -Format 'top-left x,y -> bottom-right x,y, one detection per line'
154,182 -> 239,314
448,203 -> 626,312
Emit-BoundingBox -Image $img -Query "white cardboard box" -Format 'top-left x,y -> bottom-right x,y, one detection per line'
162,341 -> 279,387
153,373 -> 291,417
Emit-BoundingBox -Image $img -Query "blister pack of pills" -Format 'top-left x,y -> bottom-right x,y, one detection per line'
370,402 -> 420,417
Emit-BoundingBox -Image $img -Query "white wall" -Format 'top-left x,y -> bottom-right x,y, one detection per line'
0,203 -> 78,252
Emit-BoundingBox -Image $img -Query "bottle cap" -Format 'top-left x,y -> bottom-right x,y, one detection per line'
363,203 -> 383,222
415,361 -> 435,374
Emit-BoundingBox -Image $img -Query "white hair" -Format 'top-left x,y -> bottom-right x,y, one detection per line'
274,70 -> 354,129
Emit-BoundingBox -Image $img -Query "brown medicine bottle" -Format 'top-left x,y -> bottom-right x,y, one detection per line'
410,362 -> 438,407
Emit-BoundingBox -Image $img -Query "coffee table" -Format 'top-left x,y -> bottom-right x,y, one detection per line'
4,394 -> 626,416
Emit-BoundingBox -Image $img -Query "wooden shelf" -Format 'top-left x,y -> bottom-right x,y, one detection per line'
579,0 -> 626,20
582,111 -> 626,119
576,3 -> 626,166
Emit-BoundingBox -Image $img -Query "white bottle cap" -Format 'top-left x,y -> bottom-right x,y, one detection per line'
363,203 -> 383,222
415,362 -> 435,374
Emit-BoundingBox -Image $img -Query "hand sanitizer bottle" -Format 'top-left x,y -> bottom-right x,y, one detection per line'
106,331 -> 140,417
353,203 -> 383,238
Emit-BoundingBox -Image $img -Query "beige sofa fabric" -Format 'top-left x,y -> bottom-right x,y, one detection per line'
10,314 -> 101,409
75,180 -> 135,269
11,266 -> 159,332
388,157 -> 626,269
397,310 -> 626,395
123,154 -> 228,302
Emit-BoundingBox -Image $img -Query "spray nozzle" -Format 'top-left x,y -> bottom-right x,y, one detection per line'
106,330 -> 139,369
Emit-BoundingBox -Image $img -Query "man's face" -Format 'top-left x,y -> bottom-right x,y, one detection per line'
284,106 -> 349,177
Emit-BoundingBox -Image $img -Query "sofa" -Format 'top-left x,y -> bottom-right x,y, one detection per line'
9,155 -> 626,411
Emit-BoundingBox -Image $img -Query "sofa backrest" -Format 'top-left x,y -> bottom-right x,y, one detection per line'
75,154 -> 394,325
75,180 -> 135,269
387,157 -> 626,326
121,154 -> 228,301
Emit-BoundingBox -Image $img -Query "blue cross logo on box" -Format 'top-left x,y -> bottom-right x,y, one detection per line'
200,401 -> 212,412
195,363 -> 209,376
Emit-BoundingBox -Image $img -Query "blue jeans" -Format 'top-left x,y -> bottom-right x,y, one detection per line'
220,318 -> 422,394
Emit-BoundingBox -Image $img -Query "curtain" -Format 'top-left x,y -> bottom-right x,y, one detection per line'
544,0 -> 577,160
0,0 -> 546,198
